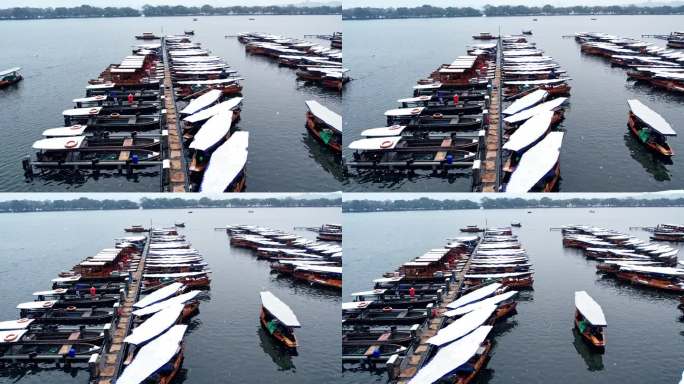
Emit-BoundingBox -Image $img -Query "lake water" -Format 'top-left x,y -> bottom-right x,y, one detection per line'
343,16 -> 684,192
343,207 -> 684,383
0,15 -> 342,192
0,207 -> 341,384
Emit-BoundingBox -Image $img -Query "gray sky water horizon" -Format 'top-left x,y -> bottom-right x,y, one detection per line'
0,0 -> 340,7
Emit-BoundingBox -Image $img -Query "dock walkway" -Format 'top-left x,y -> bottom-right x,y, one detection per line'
393,252 -> 475,383
161,38 -> 188,192
482,38 -> 502,192
94,234 -> 150,384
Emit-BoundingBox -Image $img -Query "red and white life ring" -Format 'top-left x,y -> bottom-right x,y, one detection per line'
110,113 -> 121,119
389,125 -> 402,130
433,113 -> 444,119
95,95 -> 106,100
89,108 -> 99,115
70,125 -> 82,130
380,140 -> 393,149
17,318 -> 30,323
42,301 -> 53,308
382,307 -> 393,312
66,306 -> 77,312
64,140 -> 78,149
411,108 -> 422,114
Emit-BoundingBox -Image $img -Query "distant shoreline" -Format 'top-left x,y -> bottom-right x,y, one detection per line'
343,4 -> 684,21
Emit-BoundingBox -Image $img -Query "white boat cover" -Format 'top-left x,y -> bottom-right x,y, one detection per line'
200,131 -> 249,193
348,136 -> 401,150
445,291 -> 519,317
124,303 -> 184,345
506,132 -> 564,192
294,265 -> 342,274
502,89 -> 548,115
0,67 -> 21,76
446,283 -> 502,309
16,301 -> 56,310
32,288 -> 68,296
132,291 -> 201,317
33,136 -> 87,151
143,271 -> 207,278
116,325 -> 187,384
179,89 -> 222,115
260,291 -> 301,328
398,96 -> 432,103
0,319 -> 35,330
502,110 -> 554,152
63,107 -> 102,117
0,330 -> 28,344
73,95 -> 107,103
184,98 -> 243,124
504,98 -> 567,124
177,78 -> 242,85
133,282 -> 184,309
408,326 -> 493,384
465,271 -> 532,279
52,275 -> 81,283
189,110 -> 233,152
413,82 -> 442,90
361,125 -> 407,137
627,99 -> 676,136
427,304 -> 497,346
42,125 -> 88,137
618,265 -> 684,276
504,78 -> 570,85
574,291 -> 607,326
342,301 -> 374,310
384,107 -> 424,117
305,100 -> 342,133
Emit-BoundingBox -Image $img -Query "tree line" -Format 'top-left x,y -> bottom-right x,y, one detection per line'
0,5 -> 341,20
343,197 -> 684,212
0,197 -> 341,213
343,4 -> 684,20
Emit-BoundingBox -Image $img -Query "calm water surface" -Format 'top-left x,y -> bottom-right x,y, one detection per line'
0,207 -> 340,383
343,207 -> 684,383
343,16 -> 684,192
0,15 -> 342,192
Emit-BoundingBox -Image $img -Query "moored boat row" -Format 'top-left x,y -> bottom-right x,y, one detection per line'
345,227 -> 530,384
226,224 -> 342,290
167,35 -> 250,192
561,225 -> 683,292
500,35 -> 571,192
346,42 -> 496,185
237,32 -> 347,91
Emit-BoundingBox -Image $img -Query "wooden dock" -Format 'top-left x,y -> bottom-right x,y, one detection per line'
392,253 -> 474,383
481,39 -> 502,192
162,38 -> 188,192
94,235 -> 150,384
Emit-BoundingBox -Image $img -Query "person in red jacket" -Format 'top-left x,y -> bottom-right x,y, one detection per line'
409,286 -> 416,298
127,93 -> 134,105
89,286 -> 96,298
452,94 -> 459,105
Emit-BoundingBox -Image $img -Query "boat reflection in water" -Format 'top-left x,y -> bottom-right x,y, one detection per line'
572,328 -> 604,372
257,327 -> 297,371
623,133 -> 672,182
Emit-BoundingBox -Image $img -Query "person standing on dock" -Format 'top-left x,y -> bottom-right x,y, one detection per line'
409,286 -> 415,298
89,285 -> 96,298
127,93 -> 134,105
453,94 -> 459,106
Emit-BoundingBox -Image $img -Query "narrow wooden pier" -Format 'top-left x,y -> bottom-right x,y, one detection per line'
94,235 -> 150,384
392,253 -> 474,383
161,38 -> 188,192
481,38 -> 502,192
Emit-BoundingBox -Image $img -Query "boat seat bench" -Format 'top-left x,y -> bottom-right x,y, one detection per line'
58,331 -> 81,355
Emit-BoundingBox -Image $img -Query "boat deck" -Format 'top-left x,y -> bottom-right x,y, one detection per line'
482,38 -> 502,192
162,37 -> 188,192
391,252 -> 475,383
94,233 -> 149,384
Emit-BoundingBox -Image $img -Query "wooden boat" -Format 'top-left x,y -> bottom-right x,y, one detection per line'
317,223 -> 342,242
411,326 -> 492,384
522,30 -> 533,35
19,305 -> 115,325
259,291 -> 300,349
125,225 -> 148,233
184,30 -> 194,35
187,110 -> 234,175
574,291 -> 606,349
342,343 -> 407,362
135,32 -> 160,40
0,331 -> 101,362
351,290 -> 438,309
73,95 -> 159,115
33,136 -> 161,166
666,31 -> 684,48
305,100 -> 342,153
292,265 -> 342,289
504,132 -> 563,192
63,108 -> 160,130
0,67 -> 22,88
615,265 -> 684,292
460,226 -> 484,233
651,231 -> 684,242
397,96 -> 485,116
199,131 -> 248,193
511,221 -> 522,227
347,136 -> 477,170
627,99 -> 676,157
342,308 -> 428,325
342,328 -> 416,346
116,325 -> 186,384
473,32 -> 496,40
